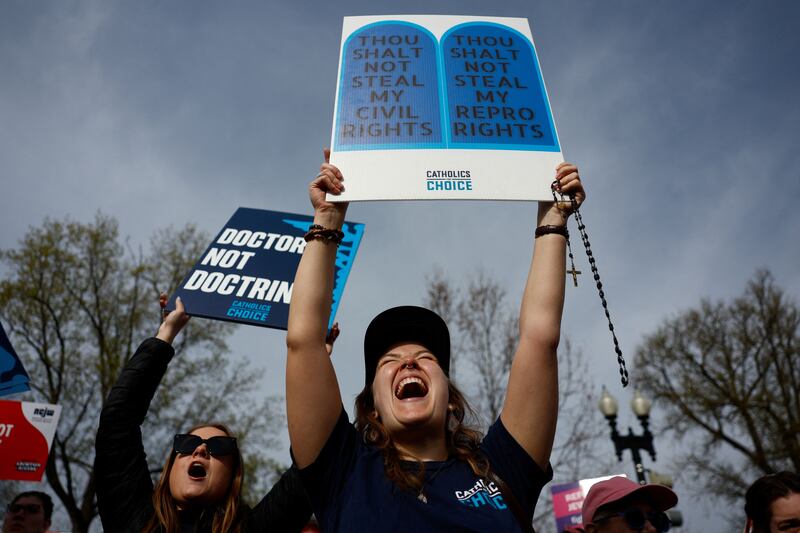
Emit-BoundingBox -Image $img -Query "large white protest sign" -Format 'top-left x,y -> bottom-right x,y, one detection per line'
329,15 -> 563,202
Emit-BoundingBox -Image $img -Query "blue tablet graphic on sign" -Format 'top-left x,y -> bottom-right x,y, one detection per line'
335,21 -> 444,151
334,19 -> 559,152
442,22 -> 559,151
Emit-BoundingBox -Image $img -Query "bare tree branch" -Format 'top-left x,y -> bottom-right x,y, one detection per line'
0,215 -> 284,532
634,270 -> 800,509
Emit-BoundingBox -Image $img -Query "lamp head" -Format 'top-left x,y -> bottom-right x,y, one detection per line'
598,386 -> 619,418
631,389 -> 653,418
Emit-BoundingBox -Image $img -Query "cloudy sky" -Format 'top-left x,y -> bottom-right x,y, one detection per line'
2,1 -> 799,531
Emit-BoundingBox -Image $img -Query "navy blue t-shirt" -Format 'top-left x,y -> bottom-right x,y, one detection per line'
297,409 -> 553,532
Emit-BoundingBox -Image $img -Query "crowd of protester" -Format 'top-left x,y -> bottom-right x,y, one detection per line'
4,158 -> 798,532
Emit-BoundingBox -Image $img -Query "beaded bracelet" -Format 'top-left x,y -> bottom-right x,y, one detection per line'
304,225 -> 344,245
534,225 -> 569,239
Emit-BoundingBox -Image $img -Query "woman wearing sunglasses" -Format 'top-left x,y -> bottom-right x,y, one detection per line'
95,297 -> 311,533
285,152 -> 584,531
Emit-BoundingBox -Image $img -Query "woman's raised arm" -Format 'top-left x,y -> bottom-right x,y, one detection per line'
95,296 -> 190,531
500,162 -> 585,470
286,149 -> 349,468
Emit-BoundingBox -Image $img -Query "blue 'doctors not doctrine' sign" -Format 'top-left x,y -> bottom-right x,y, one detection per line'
169,208 -> 365,330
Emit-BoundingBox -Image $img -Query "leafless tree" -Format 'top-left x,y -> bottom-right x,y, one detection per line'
634,270 -> 800,512
424,268 -> 458,379
425,269 -> 517,421
0,214 -> 283,532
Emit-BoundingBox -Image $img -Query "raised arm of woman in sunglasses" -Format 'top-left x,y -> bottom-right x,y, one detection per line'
95,296 -> 192,531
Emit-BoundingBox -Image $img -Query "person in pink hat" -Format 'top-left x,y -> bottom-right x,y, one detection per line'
580,476 -> 677,533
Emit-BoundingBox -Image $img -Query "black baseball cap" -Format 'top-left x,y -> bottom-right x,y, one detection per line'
363,306 -> 450,386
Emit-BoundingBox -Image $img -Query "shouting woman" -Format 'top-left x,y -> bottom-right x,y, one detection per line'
95,297 -> 312,533
285,150 -> 584,531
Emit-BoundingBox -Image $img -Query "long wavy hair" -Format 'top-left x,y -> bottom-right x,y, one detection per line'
355,381 -> 491,493
143,423 -> 245,533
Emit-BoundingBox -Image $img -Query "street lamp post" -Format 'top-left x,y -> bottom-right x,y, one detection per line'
598,387 -> 656,485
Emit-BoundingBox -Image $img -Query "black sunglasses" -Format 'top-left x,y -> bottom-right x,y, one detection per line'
7,503 -> 42,514
173,434 -> 238,456
597,508 -> 671,533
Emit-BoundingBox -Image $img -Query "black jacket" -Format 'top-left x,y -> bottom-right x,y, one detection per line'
95,337 -> 311,532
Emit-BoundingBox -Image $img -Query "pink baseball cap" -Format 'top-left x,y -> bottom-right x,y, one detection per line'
581,476 -> 678,525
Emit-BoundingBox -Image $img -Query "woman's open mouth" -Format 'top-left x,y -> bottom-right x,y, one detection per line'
395,376 -> 429,400
188,462 -> 207,480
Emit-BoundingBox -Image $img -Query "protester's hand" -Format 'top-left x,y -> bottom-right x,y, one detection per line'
156,295 -> 191,345
325,322 -> 340,356
538,162 -> 585,226
309,148 -> 348,222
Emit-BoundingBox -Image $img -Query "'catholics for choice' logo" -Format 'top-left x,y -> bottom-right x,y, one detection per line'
425,170 -> 473,191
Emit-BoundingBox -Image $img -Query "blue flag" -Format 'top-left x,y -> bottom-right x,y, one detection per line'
0,321 -> 31,397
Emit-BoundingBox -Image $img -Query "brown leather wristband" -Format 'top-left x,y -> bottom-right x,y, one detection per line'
304,226 -> 344,244
534,224 -> 569,239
